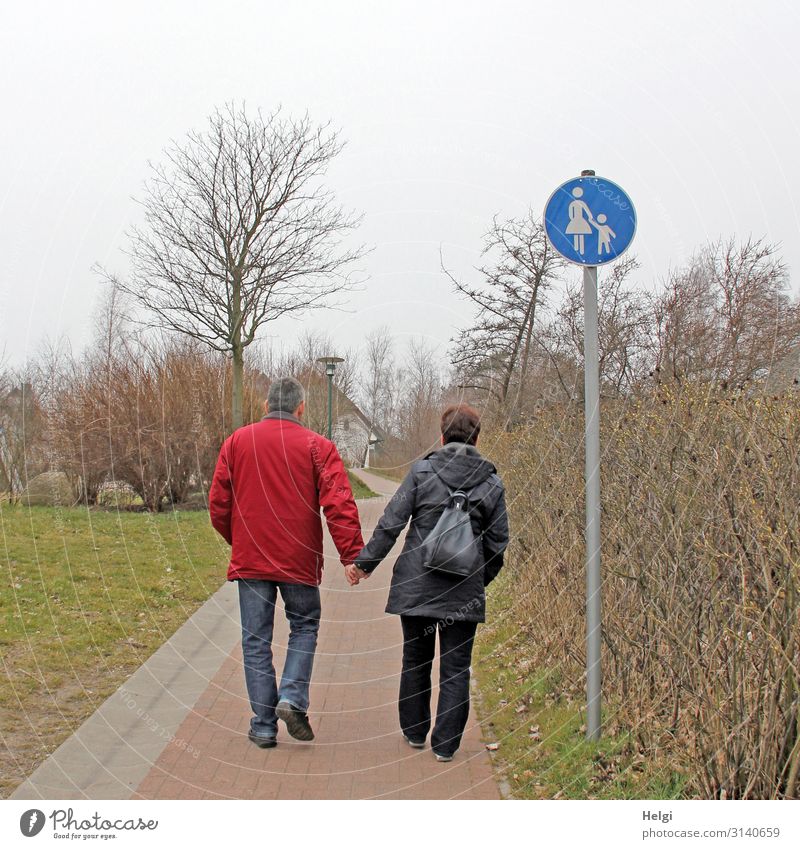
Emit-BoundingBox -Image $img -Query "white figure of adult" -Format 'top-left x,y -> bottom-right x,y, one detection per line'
565,186 -> 594,255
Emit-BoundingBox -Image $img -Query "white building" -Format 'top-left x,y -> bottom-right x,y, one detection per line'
332,406 -> 383,467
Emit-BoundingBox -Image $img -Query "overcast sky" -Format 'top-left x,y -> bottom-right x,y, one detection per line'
1,0 -> 799,370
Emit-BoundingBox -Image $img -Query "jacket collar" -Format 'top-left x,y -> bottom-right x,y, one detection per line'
438,440 -> 480,456
262,410 -> 303,425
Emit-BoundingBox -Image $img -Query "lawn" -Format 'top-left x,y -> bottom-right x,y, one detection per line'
346,470 -> 380,499
0,504 -> 228,798
473,577 -> 687,800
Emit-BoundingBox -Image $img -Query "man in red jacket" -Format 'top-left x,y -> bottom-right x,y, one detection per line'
209,376 -> 364,748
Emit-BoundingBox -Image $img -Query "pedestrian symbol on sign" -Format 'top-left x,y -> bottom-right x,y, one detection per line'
565,186 -> 593,254
544,175 -> 636,266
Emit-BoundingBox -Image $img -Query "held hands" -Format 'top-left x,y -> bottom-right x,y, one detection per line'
345,563 -> 370,586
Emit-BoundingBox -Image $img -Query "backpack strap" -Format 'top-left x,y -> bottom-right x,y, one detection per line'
430,469 -> 474,511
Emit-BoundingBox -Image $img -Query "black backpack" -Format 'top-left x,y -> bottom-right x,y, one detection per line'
420,479 -> 481,578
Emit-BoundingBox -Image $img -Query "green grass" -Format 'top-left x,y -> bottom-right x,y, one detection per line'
0,503 -> 228,798
473,578 -> 687,800
347,470 -> 380,499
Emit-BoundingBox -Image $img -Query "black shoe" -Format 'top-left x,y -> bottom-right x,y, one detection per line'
276,700 -> 315,741
248,731 -> 277,749
403,734 -> 425,749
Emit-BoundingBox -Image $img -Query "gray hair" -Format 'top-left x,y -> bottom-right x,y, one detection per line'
267,376 -> 305,414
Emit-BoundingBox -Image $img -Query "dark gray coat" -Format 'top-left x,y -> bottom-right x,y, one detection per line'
355,442 -> 509,622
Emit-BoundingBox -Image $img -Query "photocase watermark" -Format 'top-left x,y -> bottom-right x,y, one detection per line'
19,807 -> 159,838
118,687 -> 200,759
308,435 -> 346,496
19,809 -> 46,837
422,597 -> 482,635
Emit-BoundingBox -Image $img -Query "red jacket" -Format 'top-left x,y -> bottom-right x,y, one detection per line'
209,412 -> 364,585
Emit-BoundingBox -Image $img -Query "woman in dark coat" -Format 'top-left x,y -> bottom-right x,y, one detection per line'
351,404 -> 509,761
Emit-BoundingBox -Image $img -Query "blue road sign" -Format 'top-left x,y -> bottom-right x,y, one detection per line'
543,175 -> 636,266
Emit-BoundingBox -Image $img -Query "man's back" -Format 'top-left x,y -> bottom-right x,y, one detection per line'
209,412 -> 363,586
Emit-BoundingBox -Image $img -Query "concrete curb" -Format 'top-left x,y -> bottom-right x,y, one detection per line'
10,581 -> 240,800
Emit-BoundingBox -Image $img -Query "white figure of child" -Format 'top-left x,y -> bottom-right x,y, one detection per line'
594,214 -> 615,256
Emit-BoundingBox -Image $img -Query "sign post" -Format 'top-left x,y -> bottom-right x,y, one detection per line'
543,170 -> 637,741
583,260 -> 602,742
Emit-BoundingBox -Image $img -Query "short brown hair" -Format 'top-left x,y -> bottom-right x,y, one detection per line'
440,404 -> 481,446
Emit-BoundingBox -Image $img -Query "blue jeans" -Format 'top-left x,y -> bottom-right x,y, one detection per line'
237,579 -> 321,738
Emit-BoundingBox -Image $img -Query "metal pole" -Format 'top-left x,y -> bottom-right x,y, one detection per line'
327,372 -> 333,440
584,261 -> 602,741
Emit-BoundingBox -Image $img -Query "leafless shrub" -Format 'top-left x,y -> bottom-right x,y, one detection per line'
49,335 -> 263,510
489,383 -> 800,798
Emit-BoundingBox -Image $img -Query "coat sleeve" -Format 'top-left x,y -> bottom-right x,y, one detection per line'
354,467 -> 416,573
482,483 -> 509,586
314,439 -> 364,566
209,436 -> 234,545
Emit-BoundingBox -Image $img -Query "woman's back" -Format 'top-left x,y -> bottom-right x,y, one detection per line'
357,441 -> 508,623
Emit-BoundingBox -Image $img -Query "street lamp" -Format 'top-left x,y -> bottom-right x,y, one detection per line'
315,356 -> 344,440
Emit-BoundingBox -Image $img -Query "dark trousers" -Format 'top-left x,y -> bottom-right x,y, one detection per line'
399,615 -> 478,757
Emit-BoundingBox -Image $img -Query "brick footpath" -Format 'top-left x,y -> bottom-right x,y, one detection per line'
135,470 -> 500,800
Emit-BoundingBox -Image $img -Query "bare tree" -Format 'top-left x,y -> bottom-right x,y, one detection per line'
293,329 -> 360,401
543,255 -> 652,399
92,281 -> 132,380
395,337 -> 447,459
104,103 -> 365,431
0,354 -> 21,499
0,351 -> 46,501
445,210 -> 564,426
360,325 -> 397,432
652,238 -> 800,386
